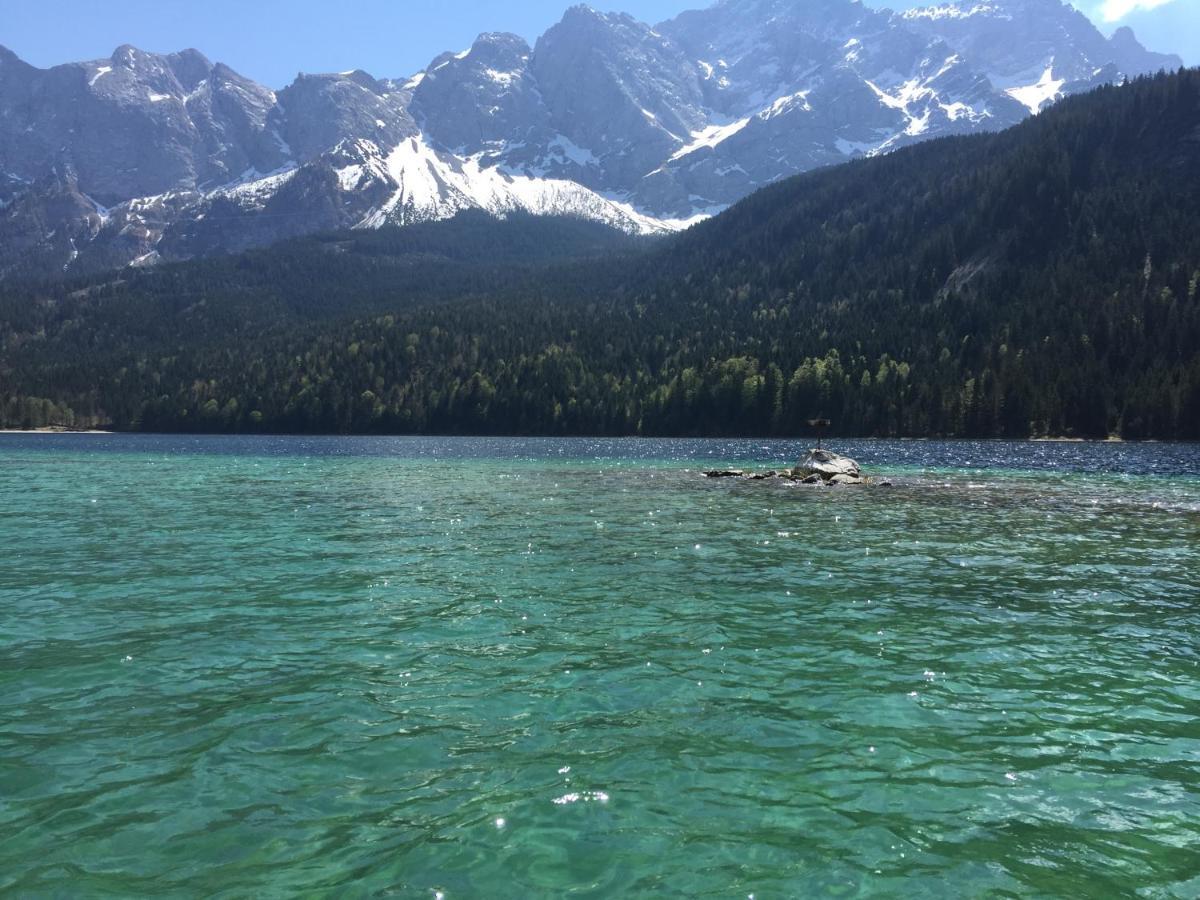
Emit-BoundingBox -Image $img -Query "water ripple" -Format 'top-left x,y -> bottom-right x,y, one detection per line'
1,436 -> 1198,896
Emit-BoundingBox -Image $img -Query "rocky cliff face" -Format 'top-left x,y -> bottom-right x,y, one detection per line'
0,44 -> 286,201
901,0 -> 1181,111
272,70 -> 416,162
0,0 -> 1183,279
412,33 -> 550,159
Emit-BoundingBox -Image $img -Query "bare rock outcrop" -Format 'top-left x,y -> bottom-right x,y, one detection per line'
706,449 -> 888,486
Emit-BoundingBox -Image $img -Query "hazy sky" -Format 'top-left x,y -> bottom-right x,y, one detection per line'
1,0 -> 1194,87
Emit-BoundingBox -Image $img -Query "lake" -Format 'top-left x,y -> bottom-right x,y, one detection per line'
2,435 -> 1198,896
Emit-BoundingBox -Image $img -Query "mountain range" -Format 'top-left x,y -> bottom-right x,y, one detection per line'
0,0 -> 1182,279
3,68 -> 1198,438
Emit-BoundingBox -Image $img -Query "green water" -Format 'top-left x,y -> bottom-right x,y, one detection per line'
2,436 -> 1199,898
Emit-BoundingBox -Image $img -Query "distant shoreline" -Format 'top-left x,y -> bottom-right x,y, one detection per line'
0,428 -> 114,434
1031,436 -> 1127,443
0,430 -> 1180,444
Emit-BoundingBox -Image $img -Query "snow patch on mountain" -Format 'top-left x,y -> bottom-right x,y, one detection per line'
341,135 -> 677,234
763,90 -> 813,119
216,168 -> 299,207
903,4 -> 1009,22
669,117 -> 754,161
1006,66 -> 1066,113
544,135 -> 601,169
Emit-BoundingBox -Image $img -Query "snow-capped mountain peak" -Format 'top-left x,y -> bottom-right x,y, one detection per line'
0,0 -> 1183,278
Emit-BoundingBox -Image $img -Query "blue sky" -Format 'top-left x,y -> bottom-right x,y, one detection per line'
1,0 -> 1194,87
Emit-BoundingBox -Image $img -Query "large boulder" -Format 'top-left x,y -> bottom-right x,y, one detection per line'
793,449 -> 861,481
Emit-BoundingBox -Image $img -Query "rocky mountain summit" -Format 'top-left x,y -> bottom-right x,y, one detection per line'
0,0 -> 1181,279
901,1 -> 1182,110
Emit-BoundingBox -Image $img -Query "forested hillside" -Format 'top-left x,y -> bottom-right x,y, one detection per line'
2,70 -> 1198,438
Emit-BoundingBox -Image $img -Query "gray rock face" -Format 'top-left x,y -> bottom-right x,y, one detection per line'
529,6 -> 707,192
272,70 -> 416,162
637,0 -> 1029,214
413,33 -> 551,159
665,0 -> 919,115
902,0 -> 1182,112
1107,26 -> 1181,76
0,44 -> 286,203
0,0 -> 1183,278
0,171 -> 106,276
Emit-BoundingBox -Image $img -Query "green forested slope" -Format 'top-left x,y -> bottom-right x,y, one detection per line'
2,70 -> 1198,437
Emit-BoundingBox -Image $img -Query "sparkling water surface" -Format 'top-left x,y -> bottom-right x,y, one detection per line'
2,436 -> 1198,897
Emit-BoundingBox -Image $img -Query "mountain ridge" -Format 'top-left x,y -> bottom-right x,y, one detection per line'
0,0 -> 1183,280
3,69 -> 1197,438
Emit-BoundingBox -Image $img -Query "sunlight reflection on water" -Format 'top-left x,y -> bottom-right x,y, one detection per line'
0,435 -> 1198,896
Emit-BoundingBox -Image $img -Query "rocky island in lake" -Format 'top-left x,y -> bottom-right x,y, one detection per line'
706,449 -> 889,486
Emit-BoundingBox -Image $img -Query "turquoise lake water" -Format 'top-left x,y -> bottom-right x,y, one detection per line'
2,435 -> 1198,897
